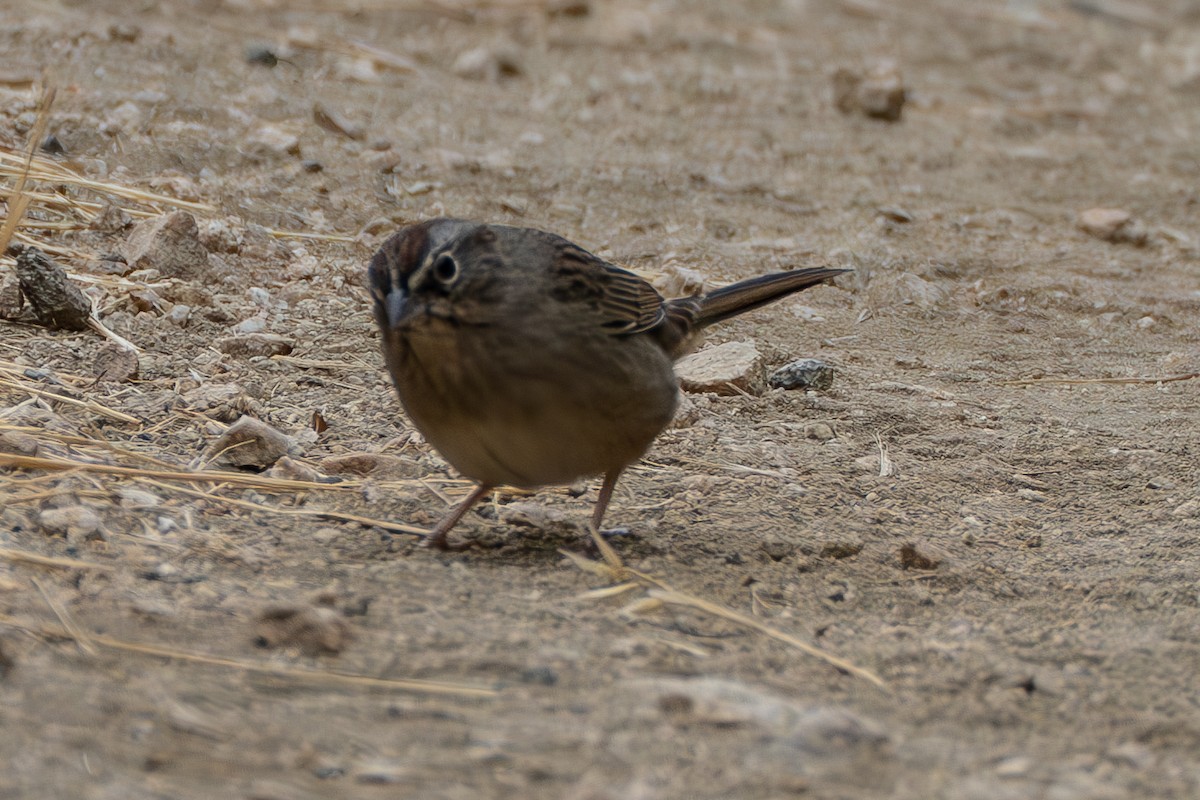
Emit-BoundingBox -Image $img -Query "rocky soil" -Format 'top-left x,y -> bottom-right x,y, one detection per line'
1,1 -> 1199,798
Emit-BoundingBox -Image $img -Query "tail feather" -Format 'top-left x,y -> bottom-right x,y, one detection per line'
695,267 -> 849,328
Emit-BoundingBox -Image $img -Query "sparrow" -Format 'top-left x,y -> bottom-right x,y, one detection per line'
368,218 -> 846,550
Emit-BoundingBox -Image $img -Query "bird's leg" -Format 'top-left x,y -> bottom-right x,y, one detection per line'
422,483 -> 494,551
588,471 -> 627,573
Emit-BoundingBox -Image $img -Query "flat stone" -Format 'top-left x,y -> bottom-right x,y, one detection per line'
204,415 -> 295,470
121,211 -> 212,279
676,340 -> 763,395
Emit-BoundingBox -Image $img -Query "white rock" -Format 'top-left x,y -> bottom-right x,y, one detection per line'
248,124 -> 301,157
1077,208 -> 1149,245
38,506 -> 103,542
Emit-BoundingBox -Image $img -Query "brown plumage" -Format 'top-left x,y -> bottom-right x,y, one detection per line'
368,218 -> 847,550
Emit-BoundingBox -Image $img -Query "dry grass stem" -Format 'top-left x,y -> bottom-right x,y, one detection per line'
140,478 -> 429,536
1001,373 -> 1200,387
86,316 -> 141,354
271,355 -> 372,371
261,227 -> 355,242
566,551 -> 885,689
0,614 -> 497,698
0,148 -> 214,214
874,433 -> 894,477
0,87 -> 55,255
588,525 -> 628,576
649,589 -> 886,688
0,376 -> 140,424
0,360 -> 90,385
0,453 -> 362,492
0,547 -> 112,572
574,581 -> 643,601
32,577 -> 98,656
0,423 -> 181,468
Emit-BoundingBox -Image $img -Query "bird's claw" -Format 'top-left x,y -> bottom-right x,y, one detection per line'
419,532 -> 479,552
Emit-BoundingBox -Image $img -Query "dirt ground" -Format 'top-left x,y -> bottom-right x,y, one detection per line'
2,0 -> 1199,797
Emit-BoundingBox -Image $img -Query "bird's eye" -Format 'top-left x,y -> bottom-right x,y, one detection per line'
431,253 -> 459,286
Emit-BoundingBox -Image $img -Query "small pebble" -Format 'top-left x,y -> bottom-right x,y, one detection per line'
870,272 -> 946,310
1172,500 -> 1199,517
268,456 -> 323,482
14,247 -> 93,331
121,211 -> 212,280
202,415 -> 296,470
1077,208 -> 1149,245
519,666 -> 559,686
1016,488 -> 1047,503
92,343 -> 139,383
313,103 -> 366,140
118,488 -> 162,508
216,333 -> 294,358
833,59 -> 906,121
245,45 -> 279,66
898,543 -> 941,570
769,358 -> 835,391
165,304 -> 192,326
248,124 -> 301,157
108,23 -> 141,42
819,539 -> 863,559
232,316 -> 267,335
38,505 -> 103,541
653,264 -> 708,298
804,422 -> 836,441
182,382 -> 263,421
255,604 -> 351,655
453,47 -> 521,81
760,538 -> 796,561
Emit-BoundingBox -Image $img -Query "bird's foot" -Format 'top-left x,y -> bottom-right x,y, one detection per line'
419,530 -> 479,552
598,527 -> 633,539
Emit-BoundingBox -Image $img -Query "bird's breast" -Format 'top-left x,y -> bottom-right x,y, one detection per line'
383,322 -> 678,488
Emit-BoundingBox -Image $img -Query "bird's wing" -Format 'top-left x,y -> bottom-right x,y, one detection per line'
549,244 -> 667,335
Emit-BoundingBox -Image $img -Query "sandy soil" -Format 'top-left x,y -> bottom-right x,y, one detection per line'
2,0 -> 1199,797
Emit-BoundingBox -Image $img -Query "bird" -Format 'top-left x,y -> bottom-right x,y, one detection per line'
367,218 -> 847,550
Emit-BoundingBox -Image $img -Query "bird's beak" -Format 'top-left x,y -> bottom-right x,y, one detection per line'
386,287 -> 408,328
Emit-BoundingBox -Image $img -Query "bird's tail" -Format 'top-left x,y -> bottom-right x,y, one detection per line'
695,267 -> 849,328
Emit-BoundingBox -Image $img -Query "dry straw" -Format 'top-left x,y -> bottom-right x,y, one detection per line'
0,612 -> 496,698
